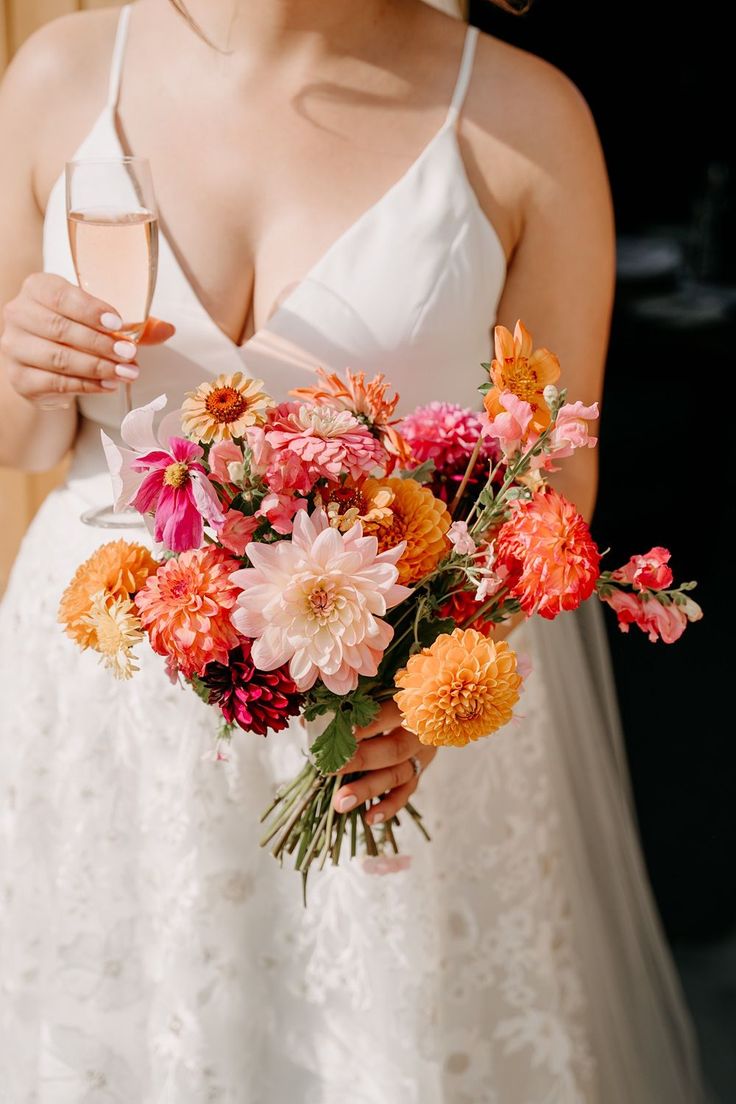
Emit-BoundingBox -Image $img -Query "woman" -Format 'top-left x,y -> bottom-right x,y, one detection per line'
0,1 -> 703,1100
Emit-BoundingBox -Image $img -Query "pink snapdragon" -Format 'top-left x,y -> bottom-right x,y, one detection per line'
216,510 -> 259,556
613,547 -> 674,592
448,521 -> 477,556
101,395 -> 224,552
548,401 -> 599,460
481,391 -> 534,456
600,589 -> 702,643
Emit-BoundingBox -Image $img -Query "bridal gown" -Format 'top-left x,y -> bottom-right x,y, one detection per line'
0,9 -> 704,1103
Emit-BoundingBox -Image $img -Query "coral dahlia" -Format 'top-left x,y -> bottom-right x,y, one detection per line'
135,546 -> 243,677
394,628 -> 522,747
495,488 -> 600,619
59,540 -> 157,649
230,509 -> 412,695
361,477 -> 451,585
200,640 -> 303,735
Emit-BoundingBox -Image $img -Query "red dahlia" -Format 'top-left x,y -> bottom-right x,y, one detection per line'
200,640 -> 303,736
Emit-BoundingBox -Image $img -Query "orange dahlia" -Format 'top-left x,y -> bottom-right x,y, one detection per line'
291,367 -> 412,468
394,628 -> 521,747
181,372 -> 273,443
134,546 -> 242,677
361,477 -> 451,585
483,321 -> 560,433
59,540 -> 158,649
495,487 -> 600,619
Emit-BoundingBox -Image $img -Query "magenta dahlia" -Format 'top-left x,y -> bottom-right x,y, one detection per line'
200,640 -> 304,736
400,402 -> 494,475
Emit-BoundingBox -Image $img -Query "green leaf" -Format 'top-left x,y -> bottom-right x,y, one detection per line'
189,674 -> 211,704
305,688 -> 380,774
478,380 -> 493,397
396,458 -> 436,484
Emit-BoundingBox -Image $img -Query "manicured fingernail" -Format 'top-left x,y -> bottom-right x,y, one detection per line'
113,340 -> 137,360
336,795 -> 358,813
101,312 -> 123,330
115,363 -> 139,381
101,380 -> 119,390
369,812 -> 385,825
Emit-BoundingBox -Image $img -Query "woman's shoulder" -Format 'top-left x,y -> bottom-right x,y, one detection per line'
1,7 -> 121,211
470,28 -> 602,172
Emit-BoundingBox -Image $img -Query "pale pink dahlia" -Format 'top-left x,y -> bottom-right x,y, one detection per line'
400,402 -> 493,475
230,509 -> 412,694
263,402 -> 387,490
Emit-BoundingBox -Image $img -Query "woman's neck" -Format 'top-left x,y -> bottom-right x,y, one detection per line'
168,0 -> 405,60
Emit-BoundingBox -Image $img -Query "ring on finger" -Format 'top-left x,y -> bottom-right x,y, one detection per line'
409,754 -> 422,779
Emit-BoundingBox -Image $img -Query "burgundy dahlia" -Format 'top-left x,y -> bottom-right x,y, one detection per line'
200,640 -> 303,736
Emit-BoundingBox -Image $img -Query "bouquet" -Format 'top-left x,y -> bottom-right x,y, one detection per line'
59,321 -> 702,891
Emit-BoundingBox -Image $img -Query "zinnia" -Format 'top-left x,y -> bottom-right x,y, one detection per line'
199,640 -> 304,735
263,402 -> 387,491
59,540 -> 157,649
291,367 -> 412,468
394,628 -> 522,747
483,321 -> 560,433
361,477 -> 451,585
230,509 -> 412,694
495,487 -> 600,619
135,546 -> 243,677
181,372 -> 273,444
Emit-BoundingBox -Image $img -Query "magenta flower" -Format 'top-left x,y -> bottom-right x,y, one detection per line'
101,394 -> 224,553
400,402 -> 493,475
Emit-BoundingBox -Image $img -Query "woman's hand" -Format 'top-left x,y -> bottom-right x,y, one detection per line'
0,273 -> 175,408
331,701 -> 436,826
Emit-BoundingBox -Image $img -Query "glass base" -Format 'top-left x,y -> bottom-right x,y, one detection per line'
80,503 -> 146,530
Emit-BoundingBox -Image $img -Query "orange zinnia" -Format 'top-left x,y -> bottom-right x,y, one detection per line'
394,628 -> 522,747
59,540 -> 158,650
483,321 -> 561,433
361,477 -> 451,585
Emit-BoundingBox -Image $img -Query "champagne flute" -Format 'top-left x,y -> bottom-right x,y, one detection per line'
65,156 -> 159,528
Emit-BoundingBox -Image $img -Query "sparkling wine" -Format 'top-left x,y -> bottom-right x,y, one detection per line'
68,208 -> 159,338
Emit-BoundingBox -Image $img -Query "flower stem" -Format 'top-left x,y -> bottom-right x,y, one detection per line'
449,436 -> 484,517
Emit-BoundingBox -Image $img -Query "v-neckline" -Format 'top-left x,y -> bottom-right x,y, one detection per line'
105,112 -> 458,355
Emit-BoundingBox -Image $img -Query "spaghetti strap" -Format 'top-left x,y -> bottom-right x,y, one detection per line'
107,4 -> 132,111
446,25 -> 479,126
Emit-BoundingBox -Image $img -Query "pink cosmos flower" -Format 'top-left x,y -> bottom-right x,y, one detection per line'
400,402 -> 492,474
448,521 -> 477,556
262,402 -> 387,492
481,391 -> 534,456
216,510 -> 259,555
230,509 -> 412,694
101,395 -> 224,553
612,547 -> 674,592
548,400 -> 599,460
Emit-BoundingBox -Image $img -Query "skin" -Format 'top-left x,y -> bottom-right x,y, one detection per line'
0,0 -> 615,823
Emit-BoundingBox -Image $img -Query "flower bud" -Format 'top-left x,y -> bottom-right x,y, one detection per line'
543,384 -> 559,407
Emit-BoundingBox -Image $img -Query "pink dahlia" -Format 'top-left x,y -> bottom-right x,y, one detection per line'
230,509 -> 412,694
101,394 -> 223,552
400,402 -> 493,475
199,640 -> 303,735
135,546 -> 242,677
495,488 -> 601,620
263,402 -> 387,491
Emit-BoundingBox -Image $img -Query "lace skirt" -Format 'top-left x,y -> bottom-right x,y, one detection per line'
0,483 -> 703,1103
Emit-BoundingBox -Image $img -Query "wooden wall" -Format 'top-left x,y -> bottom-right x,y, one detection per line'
0,0 -> 121,592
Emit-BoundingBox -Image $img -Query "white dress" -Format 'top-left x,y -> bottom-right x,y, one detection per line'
0,10 -> 704,1103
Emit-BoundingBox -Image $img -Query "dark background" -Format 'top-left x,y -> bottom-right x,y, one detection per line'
470,0 -> 734,1095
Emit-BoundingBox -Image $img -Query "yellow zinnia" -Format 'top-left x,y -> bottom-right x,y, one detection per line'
394,628 -> 522,747
181,372 -> 273,443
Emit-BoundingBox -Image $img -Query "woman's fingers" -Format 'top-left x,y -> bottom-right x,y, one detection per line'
365,779 -> 418,826
354,700 -> 403,741
341,725 -> 417,773
138,316 -> 176,345
333,758 -> 417,815
23,272 -> 122,332
9,300 -> 138,366
5,332 -> 129,389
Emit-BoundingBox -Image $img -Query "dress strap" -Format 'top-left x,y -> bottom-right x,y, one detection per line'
446,25 -> 479,127
107,4 -> 132,111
